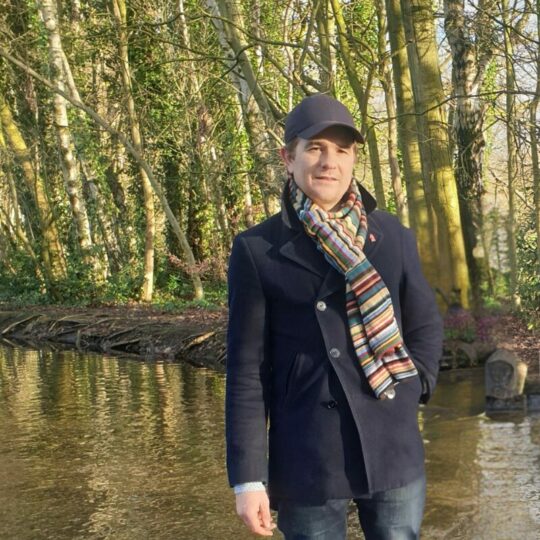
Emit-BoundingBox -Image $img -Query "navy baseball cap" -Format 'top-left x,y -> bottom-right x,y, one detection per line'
284,94 -> 364,144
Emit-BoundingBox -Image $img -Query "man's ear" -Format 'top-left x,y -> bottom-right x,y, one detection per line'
279,147 -> 294,173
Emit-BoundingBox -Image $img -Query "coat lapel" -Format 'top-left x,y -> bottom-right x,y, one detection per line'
278,229 -> 329,278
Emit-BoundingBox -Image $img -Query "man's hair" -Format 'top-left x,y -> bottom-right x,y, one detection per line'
284,137 -> 300,158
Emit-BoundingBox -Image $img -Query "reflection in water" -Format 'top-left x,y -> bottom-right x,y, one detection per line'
0,345 -> 239,540
421,369 -> 540,540
476,420 -> 540,536
0,348 -> 539,539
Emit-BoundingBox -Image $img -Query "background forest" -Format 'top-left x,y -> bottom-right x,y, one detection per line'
0,0 -> 538,323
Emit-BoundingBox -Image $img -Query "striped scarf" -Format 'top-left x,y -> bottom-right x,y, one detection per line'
289,179 -> 418,399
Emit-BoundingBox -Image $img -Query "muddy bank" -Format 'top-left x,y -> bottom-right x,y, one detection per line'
0,304 -> 227,371
0,304 -> 537,375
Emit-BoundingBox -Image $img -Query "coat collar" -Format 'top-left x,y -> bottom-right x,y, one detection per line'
277,181 -> 383,299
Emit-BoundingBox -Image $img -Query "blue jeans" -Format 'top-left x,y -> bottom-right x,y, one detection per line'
277,476 -> 426,540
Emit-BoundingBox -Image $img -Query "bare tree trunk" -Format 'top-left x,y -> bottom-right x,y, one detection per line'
443,0 -> 495,308
111,0 -> 155,302
0,92 -> 67,291
210,0 -> 278,126
401,0 -> 470,308
37,0 -> 97,272
78,158 -> 121,274
93,54 -> 138,264
502,0 -> 520,307
384,0 -> 435,280
330,0 -> 386,210
316,0 -> 336,94
59,49 -> 121,276
205,0 -> 279,215
531,0 -> 540,278
0,127 -> 41,272
376,0 -> 407,224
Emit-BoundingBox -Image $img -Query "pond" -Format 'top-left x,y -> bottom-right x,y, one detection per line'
0,344 -> 539,539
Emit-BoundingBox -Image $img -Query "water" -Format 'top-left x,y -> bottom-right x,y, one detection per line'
0,345 -> 539,540
420,370 -> 540,540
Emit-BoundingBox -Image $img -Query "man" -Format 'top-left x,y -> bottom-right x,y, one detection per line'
226,94 -> 443,539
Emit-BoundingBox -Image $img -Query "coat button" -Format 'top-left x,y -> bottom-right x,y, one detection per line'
329,348 -> 341,359
316,301 -> 327,312
326,400 -> 338,409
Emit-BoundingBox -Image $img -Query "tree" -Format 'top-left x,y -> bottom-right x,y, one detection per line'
375,0 -> 407,224
384,0 -> 434,277
0,91 -> 67,292
443,0 -> 496,307
204,0 -> 281,215
330,0 -> 387,210
401,0 -> 471,307
532,0 -> 540,277
111,0 -> 156,302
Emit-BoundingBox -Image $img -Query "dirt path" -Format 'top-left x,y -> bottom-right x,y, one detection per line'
490,314 -> 539,373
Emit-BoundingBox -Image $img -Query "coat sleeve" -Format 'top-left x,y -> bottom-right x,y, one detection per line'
225,235 -> 271,487
399,227 -> 443,404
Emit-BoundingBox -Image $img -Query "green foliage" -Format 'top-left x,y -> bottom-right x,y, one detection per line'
516,221 -> 540,326
482,59 -> 499,155
95,263 -> 144,305
480,272 -> 509,311
152,279 -> 227,311
0,251 -> 45,305
0,0 -> 538,320
0,244 -> 228,309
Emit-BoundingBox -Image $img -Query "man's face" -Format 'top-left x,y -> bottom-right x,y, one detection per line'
281,126 -> 356,212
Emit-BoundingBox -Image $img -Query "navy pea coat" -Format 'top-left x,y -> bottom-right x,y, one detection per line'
226,183 -> 443,505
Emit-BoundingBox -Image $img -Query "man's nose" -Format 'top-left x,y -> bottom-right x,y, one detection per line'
319,149 -> 338,169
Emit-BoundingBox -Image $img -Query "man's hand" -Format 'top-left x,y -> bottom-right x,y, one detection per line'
235,490 -> 276,536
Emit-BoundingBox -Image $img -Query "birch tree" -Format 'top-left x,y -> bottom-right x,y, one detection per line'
501,0 -> 519,307
375,0 -> 407,224
111,0 -> 156,302
37,0 -> 99,273
443,0 -> 496,306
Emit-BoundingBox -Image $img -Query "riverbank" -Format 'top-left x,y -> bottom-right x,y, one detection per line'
0,303 -> 537,374
0,304 -> 227,371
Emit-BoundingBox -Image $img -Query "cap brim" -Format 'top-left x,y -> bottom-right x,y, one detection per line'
297,121 -> 364,144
